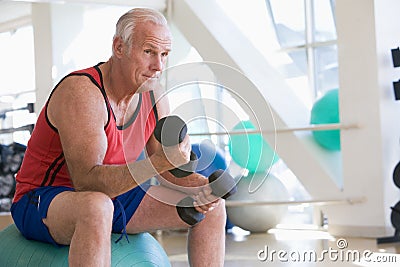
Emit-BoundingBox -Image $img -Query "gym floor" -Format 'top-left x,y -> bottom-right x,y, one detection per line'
156,227 -> 400,266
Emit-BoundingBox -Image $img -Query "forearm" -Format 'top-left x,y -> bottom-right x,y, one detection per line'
73,154 -> 172,198
157,171 -> 208,195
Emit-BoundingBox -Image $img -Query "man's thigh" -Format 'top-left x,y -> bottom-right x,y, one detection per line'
125,185 -> 190,233
11,186 -> 74,246
44,190 -> 113,245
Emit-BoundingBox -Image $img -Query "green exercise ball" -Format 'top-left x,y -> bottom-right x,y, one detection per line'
228,120 -> 278,173
310,89 -> 341,151
0,224 -> 171,267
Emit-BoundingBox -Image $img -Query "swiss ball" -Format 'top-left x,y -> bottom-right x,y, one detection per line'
226,173 -> 289,233
228,120 -> 278,173
310,89 -> 341,151
191,140 -> 227,177
0,224 -> 171,266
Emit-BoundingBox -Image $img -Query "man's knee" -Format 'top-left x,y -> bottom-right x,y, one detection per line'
80,192 -> 114,222
176,196 -> 205,226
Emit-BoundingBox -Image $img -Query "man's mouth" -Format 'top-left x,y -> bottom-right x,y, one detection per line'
143,74 -> 159,80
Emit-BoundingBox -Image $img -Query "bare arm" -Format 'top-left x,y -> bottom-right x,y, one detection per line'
47,76 -> 188,198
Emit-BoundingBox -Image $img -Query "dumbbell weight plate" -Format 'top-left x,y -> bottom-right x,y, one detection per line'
391,201 -> 400,230
393,161 -> 400,189
154,116 -> 187,146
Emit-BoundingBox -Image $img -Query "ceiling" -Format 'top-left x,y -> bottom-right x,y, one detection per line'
0,0 -> 167,32
0,0 -> 166,7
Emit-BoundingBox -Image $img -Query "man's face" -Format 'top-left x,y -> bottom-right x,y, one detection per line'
121,21 -> 172,92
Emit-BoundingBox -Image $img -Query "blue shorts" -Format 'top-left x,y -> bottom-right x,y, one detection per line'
11,183 -> 151,246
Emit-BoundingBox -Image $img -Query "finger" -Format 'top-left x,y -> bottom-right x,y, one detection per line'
193,201 -> 208,213
200,204 -> 216,213
196,191 -> 214,206
199,187 -> 220,204
194,199 -> 218,214
194,194 -> 217,214
193,194 -> 208,209
196,203 -> 214,213
202,184 -> 213,196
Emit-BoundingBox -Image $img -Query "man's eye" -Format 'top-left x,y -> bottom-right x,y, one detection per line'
144,50 -> 151,54
162,52 -> 169,57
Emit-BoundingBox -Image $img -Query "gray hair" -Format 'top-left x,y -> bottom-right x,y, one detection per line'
114,8 -> 168,48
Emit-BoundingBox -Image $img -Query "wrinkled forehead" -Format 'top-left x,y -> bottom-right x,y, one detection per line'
135,21 -> 172,42
135,21 -> 172,48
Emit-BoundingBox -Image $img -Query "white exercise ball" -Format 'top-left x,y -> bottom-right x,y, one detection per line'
226,173 -> 290,233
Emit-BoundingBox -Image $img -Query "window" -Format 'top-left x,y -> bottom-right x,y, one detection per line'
215,0 -> 338,108
266,0 -> 338,103
0,24 -> 35,212
0,25 -> 36,145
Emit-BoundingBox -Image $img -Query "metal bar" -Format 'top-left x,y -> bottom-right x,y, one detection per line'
189,123 -> 359,136
0,103 -> 34,116
225,197 -> 366,207
305,0 -> 317,98
278,40 -> 337,53
0,124 -> 34,135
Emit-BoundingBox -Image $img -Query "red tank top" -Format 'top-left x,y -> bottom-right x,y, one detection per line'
13,63 -> 158,202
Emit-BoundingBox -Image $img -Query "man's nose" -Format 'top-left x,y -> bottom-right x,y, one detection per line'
151,55 -> 163,71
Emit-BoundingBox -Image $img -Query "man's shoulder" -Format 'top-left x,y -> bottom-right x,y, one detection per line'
51,73 -> 106,110
47,73 -> 109,129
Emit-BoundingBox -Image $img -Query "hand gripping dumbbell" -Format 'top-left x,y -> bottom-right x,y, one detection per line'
154,115 -> 238,226
153,115 -> 198,178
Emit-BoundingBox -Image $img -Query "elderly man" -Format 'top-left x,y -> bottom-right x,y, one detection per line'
11,8 -> 226,267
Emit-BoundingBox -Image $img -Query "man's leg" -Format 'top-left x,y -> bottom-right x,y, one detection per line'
44,191 -> 114,267
126,185 -> 226,267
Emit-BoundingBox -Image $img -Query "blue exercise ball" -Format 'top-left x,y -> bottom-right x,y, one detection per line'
228,120 -> 278,173
310,89 -> 341,151
0,224 -> 171,266
191,139 -> 227,177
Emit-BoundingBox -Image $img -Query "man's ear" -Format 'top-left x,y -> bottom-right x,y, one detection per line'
112,37 -> 124,57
